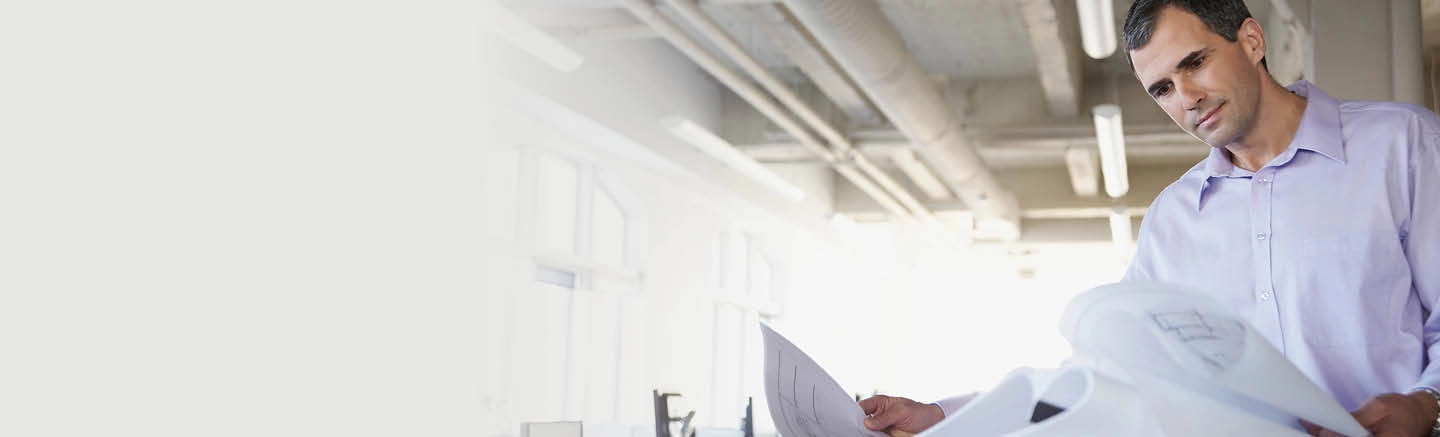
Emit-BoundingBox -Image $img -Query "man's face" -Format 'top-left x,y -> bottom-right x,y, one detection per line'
1129,7 -> 1263,148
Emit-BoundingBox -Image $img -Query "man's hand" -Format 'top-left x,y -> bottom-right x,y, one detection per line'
858,395 -> 945,437
1302,392 -> 1439,437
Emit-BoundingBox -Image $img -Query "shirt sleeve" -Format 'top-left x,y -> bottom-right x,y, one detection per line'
931,392 -> 979,416
1122,202 -> 1163,282
1122,249 -> 1153,281
1409,115 -> 1440,392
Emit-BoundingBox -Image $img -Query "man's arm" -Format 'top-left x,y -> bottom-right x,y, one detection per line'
1122,201 -> 1163,282
1332,115 -> 1440,437
1408,118 -> 1440,413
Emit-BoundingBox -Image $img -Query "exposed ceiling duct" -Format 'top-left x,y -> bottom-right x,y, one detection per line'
739,3 -> 885,127
780,0 -> 1022,238
618,0 -> 927,221
655,0 -> 940,222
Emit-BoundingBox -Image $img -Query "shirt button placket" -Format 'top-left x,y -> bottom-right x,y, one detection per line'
1252,169 -> 1285,354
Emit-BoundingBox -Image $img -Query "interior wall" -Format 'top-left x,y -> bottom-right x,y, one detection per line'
6,2 -> 501,435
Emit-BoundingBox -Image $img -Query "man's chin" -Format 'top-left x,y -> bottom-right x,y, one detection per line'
1192,129 -> 1233,148
1184,129 -> 1214,145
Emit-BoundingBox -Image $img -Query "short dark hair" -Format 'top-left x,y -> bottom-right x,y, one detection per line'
1122,0 -> 1266,71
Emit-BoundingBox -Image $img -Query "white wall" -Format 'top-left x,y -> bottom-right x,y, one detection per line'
6,1 -> 506,435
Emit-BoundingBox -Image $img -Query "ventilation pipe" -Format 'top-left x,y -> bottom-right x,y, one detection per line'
619,0 -> 913,218
660,0 -> 940,220
781,0 -> 1021,238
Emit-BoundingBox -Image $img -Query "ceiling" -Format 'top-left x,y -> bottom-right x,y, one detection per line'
499,0 -> 1436,240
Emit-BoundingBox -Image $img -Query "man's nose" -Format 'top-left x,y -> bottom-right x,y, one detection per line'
1175,80 -> 1206,110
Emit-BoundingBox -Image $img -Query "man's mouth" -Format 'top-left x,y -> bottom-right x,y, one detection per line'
1196,103 -> 1225,129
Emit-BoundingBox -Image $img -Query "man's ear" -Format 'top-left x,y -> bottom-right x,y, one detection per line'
1238,17 -> 1266,68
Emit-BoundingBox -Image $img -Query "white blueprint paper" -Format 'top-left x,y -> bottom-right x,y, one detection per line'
1059,281 -> 1369,437
915,367 -> 1039,436
917,366 -> 1162,436
760,323 -> 885,437
759,282 -> 1371,436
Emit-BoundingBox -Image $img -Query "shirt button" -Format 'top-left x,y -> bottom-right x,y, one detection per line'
1258,177 -> 1271,183
1257,233 -> 1267,240
1259,291 -> 1272,301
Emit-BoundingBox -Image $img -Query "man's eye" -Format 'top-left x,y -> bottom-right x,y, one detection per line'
1185,56 -> 1206,69
1153,85 -> 1170,97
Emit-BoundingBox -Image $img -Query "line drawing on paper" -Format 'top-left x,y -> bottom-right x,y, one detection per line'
771,347 -> 870,437
1149,308 -> 1246,371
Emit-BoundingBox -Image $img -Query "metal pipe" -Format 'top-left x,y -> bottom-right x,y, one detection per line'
618,0 -> 911,217
661,0 -> 938,219
782,0 -> 1021,236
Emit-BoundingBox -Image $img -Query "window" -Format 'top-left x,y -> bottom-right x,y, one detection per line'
514,147 -> 643,425
711,230 -> 779,427
711,303 -> 745,424
591,185 -> 627,268
535,153 -> 580,256
746,240 -> 772,300
589,181 -> 637,293
535,265 -> 577,290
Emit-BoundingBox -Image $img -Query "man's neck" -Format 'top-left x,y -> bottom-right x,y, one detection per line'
1224,82 -> 1308,172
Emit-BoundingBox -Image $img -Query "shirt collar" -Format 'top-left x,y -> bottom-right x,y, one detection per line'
1194,80 -> 1347,210
1285,80 -> 1347,164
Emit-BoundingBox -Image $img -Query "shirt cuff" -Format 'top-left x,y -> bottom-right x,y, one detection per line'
931,392 -> 980,416
1414,369 -> 1440,397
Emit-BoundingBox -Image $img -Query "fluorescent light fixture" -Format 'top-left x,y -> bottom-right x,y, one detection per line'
1092,104 -> 1129,198
661,116 -> 806,202
1109,205 -> 1133,248
1064,146 -> 1100,197
1077,0 -> 1118,59
480,0 -> 584,72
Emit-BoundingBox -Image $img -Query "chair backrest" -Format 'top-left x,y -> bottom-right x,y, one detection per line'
521,421 -> 582,437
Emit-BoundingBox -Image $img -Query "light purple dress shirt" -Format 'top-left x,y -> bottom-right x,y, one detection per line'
1124,80 -> 1440,411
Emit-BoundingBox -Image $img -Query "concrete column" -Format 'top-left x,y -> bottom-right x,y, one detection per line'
1392,0 -> 1424,105
1305,0 -> 1423,103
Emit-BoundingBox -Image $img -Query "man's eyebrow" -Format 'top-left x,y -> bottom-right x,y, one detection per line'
1143,48 -> 1211,96
1174,48 -> 1211,70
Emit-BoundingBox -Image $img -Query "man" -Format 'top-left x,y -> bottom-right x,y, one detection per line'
859,1 -> 1440,436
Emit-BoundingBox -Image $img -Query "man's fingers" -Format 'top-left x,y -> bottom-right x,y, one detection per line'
886,430 -> 915,437
858,395 -> 886,415
1350,397 -> 1392,428
859,395 -> 895,431
865,400 -> 914,431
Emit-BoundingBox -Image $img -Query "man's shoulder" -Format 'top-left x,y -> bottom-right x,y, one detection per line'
1339,99 -> 1440,132
1126,159 -> 1211,281
1144,159 -> 1210,216
1337,99 -> 1440,157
